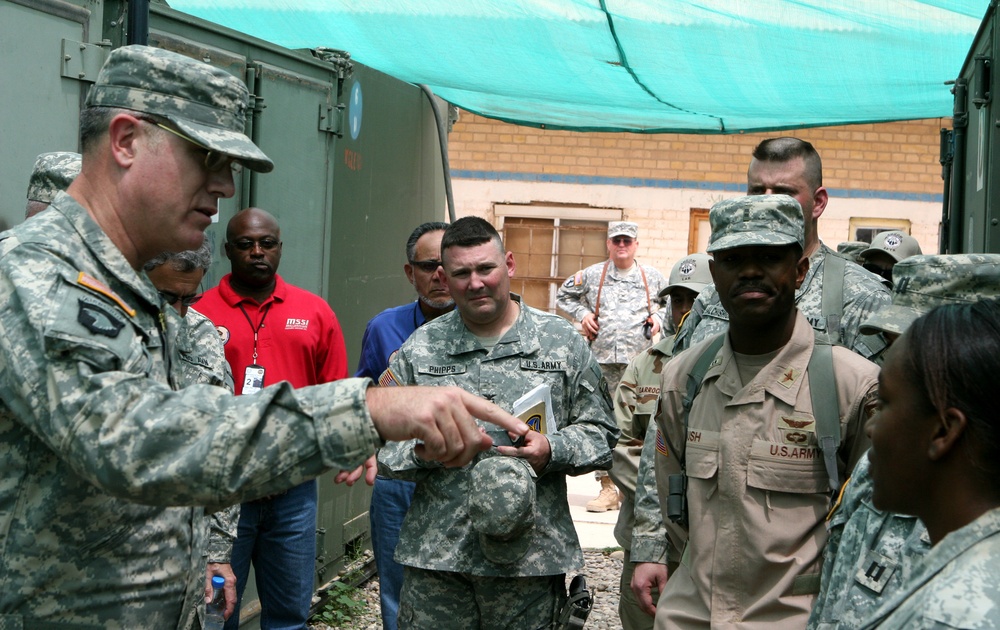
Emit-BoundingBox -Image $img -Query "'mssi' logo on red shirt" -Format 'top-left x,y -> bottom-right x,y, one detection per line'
285,318 -> 310,331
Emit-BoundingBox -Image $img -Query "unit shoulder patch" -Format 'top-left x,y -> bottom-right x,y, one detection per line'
77,297 -> 125,338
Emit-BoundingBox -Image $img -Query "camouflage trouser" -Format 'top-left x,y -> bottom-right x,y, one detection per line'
398,567 -> 566,630
596,363 -> 627,480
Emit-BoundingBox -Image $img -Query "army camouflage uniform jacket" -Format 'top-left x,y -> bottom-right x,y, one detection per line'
378,296 -> 618,577
556,260 -> 666,365
857,506 -> 1000,629
0,194 -> 380,629
807,456 -> 931,629
178,308 -> 240,566
673,243 -> 890,360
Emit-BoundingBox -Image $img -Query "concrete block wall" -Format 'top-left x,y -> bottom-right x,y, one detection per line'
447,112 -> 948,276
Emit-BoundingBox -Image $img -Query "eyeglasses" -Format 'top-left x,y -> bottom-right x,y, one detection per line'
410,259 -> 443,273
137,116 -> 241,173
611,236 -> 634,245
231,238 -> 281,251
158,291 -> 203,307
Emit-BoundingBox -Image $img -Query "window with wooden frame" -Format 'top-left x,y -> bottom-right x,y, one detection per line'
495,204 -> 622,315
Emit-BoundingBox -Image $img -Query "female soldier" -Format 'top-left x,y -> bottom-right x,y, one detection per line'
860,298 -> 1000,629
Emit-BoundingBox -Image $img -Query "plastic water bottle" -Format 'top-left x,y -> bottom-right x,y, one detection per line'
205,575 -> 226,630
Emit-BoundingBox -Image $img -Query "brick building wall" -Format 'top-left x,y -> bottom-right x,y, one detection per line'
445,112 -> 948,313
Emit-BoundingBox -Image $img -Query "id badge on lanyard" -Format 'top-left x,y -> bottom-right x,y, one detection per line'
242,364 -> 266,395
239,302 -> 271,395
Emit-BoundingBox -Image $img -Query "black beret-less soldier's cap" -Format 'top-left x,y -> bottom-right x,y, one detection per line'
85,45 -> 273,173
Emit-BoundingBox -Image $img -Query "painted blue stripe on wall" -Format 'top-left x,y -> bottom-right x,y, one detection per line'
450,169 -> 943,203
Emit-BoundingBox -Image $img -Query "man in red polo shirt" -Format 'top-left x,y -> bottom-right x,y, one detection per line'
198,206 -> 348,630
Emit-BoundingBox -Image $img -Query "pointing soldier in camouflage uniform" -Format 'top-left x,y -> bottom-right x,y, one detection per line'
24,151 -> 81,219
144,242 -> 241,624
0,45 -> 526,629
639,195 -> 878,628
557,221 -> 666,513
856,297 -> 1000,629
378,217 -> 618,629
610,253 -> 711,630
808,254 -> 1000,630
673,138 -> 891,362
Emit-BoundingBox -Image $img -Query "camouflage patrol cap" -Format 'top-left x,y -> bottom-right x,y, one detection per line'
467,456 -> 536,565
836,241 -> 867,264
659,253 -> 712,299
85,45 -> 273,173
26,152 -> 81,203
608,221 -> 638,239
858,231 -> 922,263
859,254 -> 1000,336
706,194 -> 804,253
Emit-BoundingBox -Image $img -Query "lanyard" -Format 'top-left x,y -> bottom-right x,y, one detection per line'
238,302 -> 272,363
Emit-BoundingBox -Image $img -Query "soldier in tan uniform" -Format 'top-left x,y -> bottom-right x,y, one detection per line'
646,195 -> 877,629
673,138 -> 890,362
611,253 -> 712,630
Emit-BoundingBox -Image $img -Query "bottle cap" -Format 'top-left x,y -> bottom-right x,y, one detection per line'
212,575 -> 226,589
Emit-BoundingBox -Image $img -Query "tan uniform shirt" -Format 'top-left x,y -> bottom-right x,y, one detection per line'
654,312 -> 878,629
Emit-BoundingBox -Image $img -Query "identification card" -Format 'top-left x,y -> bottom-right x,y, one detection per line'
242,364 -> 265,395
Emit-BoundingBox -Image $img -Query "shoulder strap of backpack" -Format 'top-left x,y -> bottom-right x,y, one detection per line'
807,332 -> 841,494
820,253 -> 846,346
671,334 -> 726,469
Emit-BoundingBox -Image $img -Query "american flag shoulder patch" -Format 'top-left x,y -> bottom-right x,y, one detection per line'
378,367 -> 400,387
655,429 -> 668,457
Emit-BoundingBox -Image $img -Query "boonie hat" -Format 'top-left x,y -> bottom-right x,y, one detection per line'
467,456 -> 536,565
608,221 -> 638,239
858,231 -> 922,263
706,195 -> 804,253
859,254 -> 1000,336
26,152 -> 81,203
85,45 -> 273,173
659,253 -> 712,299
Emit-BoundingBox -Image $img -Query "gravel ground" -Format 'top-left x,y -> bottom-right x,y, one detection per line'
309,549 -> 627,629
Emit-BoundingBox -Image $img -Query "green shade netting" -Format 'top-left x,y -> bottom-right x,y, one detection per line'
166,0 -> 988,133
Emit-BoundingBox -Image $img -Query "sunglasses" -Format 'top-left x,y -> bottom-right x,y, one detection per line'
410,259 -> 443,273
230,238 -> 281,251
138,116 -> 241,173
611,236 -> 634,245
158,291 -> 203,308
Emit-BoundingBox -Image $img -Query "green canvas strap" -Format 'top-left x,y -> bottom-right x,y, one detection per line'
671,334 -> 725,468
808,335 -> 841,493
821,252 -> 846,345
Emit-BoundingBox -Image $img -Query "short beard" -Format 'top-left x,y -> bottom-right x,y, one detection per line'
420,294 -> 454,310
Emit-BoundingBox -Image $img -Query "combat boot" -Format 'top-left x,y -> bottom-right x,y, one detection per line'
586,476 -> 621,512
